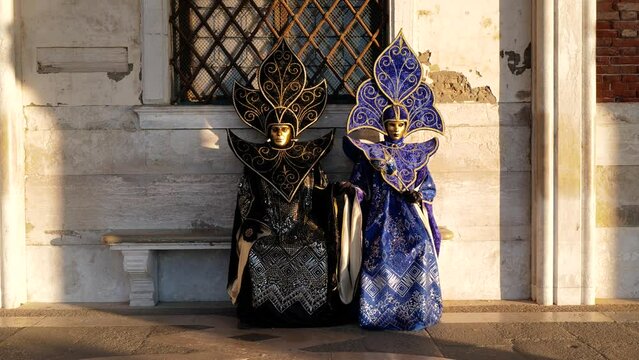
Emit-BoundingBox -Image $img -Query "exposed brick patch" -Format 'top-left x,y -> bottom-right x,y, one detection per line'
599,11 -> 621,20
597,1 -> 639,102
612,20 -> 639,30
618,2 -> 639,12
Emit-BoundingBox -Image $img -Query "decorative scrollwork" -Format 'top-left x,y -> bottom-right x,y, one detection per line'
345,136 -> 439,192
233,39 -> 328,137
347,31 -> 444,137
228,130 -> 335,202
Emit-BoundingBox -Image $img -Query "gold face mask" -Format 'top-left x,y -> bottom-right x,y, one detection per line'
269,124 -> 293,148
384,120 -> 408,141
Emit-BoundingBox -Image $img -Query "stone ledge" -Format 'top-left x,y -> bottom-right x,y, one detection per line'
134,104 -> 351,130
133,103 -> 532,130
102,228 -> 231,246
103,228 -> 232,306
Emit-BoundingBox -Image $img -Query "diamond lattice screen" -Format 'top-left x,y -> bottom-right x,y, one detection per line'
171,0 -> 387,104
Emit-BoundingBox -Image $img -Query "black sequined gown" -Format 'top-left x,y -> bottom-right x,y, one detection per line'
227,165 -> 348,327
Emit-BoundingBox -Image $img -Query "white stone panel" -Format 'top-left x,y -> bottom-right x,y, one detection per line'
434,171 -> 530,230
158,250 -> 230,302
596,104 -> 639,167
26,245 -> 128,302
21,0 -> 141,105
25,128 -> 350,176
439,240 -> 530,300
136,103 -> 531,130
25,106 -> 530,176
596,124 -> 639,166
596,103 -> 639,126
412,0 -> 531,103
595,228 -> 639,299
25,174 -> 240,239
26,129 -> 147,176
597,166 -> 639,218
594,103 -> 639,299
443,225 -> 530,244
428,126 -> 530,173
24,105 -> 138,131
36,47 -> 129,73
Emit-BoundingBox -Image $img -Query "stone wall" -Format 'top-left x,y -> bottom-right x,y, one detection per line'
411,0 -> 532,299
594,1 -> 639,298
23,0 -> 141,302
22,0 -> 535,302
595,103 -> 639,298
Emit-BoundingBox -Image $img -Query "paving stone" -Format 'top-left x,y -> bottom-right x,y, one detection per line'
303,338 -> 368,353
82,326 -> 153,354
561,322 -> 639,349
513,340 -> 606,360
0,328 -> 22,343
495,322 -> 576,341
2,307 -> 639,359
603,311 -> 639,323
134,327 -> 195,356
305,331 -> 442,357
0,326 -> 152,359
330,353 -> 448,360
0,316 -> 44,327
594,342 -> 639,360
622,322 -> 639,335
0,327 -> 97,359
437,345 -> 527,360
426,323 -> 512,347
361,331 -> 443,357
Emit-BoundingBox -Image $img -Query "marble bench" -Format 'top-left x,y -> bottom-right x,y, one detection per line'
102,229 -> 231,306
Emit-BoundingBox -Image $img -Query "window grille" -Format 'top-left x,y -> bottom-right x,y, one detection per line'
170,0 -> 387,104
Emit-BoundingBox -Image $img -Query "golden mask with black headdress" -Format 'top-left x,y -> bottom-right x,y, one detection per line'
228,40 -> 334,202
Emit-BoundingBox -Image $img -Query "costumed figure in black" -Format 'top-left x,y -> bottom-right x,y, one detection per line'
226,40 -> 347,327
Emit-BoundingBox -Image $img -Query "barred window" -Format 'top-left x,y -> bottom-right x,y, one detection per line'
170,0 -> 387,104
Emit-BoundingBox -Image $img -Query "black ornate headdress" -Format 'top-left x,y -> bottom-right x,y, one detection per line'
228,40 -> 334,202
233,40 -> 328,138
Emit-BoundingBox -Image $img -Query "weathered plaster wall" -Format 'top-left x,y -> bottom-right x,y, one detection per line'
413,0 -> 531,104
595,103 -> 639,298
23,0 -> 533,302
409,0 -> 532,299
23,0 -> 141,302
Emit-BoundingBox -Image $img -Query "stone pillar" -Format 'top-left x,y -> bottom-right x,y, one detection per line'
388,0 -> 415,42
122,250 -> 158,306
0,0 -> 27,308
141,0 -> 171,104
531,0 -> 555,306
531,0 -> 596,305
581,0 -> 597,306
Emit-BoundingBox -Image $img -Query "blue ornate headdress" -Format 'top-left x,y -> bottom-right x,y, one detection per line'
347,31 -> 444,137
344,32 -> 444,193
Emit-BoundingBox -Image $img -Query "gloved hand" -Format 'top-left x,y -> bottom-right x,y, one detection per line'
338,181 -> 356,197
402,190 -> 422,203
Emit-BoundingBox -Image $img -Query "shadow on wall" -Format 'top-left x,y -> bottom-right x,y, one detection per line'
498,0 -> 532,300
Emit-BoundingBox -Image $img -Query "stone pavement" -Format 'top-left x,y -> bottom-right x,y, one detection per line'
1,300 -> 639,360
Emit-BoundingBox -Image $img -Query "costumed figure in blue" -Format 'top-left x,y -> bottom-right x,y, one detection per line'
226,40 -> 348,327
343,32 -> 445,330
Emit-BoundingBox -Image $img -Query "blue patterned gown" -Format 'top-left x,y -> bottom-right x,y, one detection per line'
345,136 -> 443,330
